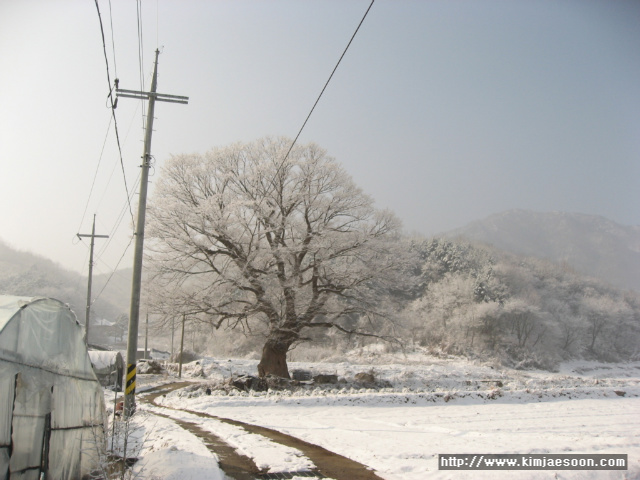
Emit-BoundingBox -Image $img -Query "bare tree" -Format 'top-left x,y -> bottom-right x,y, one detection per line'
559,318 -> 581,352
504,300 -> 539,348
581,295 -> 616,354
146,137 -> 408,378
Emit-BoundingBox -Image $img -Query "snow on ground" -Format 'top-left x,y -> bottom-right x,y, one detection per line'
142,402 -> 316,473
110,351 -> 640,479
106,409 -> 224,480
176,397 -> 638,480
131,414 -> 224,480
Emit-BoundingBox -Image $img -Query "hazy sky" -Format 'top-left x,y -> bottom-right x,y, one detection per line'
1,0 -> 639,277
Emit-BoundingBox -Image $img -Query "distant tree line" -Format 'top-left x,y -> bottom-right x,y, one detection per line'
402,238 -> 640,368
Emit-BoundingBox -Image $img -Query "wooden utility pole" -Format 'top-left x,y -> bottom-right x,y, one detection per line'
117,49 -> 188,416
178,313 -> 186,379
171,316 -> 175,360
77,214 -> 109,346
144,312 -> 149,359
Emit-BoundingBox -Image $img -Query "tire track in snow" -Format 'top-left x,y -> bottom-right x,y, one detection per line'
142,382 -> 384,480
140,382 -> 263,480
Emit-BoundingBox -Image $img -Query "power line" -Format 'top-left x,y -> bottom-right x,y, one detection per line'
90,85 -> 142,267
85,111 -> 141,270
271,0 -> 375,182
92,234 -> 134,306
108,0 -> 118,78
77,114 -> 113,233
94,103 -> 141,215
136,0 -> 146,130
93,0 -> 135,226
96,170 -> 141,260
72,238 -> 91,290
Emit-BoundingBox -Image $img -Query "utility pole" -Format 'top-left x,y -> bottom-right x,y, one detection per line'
178,313 -> 186,379
144,312 -> 148,359
77,214 -> 109,346
171,316 -> 175,360
117,49 -> 188,417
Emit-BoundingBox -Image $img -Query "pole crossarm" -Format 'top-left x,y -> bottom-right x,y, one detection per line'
116,88 -> 189,104
77,234 -> 109,239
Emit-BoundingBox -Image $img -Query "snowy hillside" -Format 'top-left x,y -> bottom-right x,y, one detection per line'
0,239 -> 128,325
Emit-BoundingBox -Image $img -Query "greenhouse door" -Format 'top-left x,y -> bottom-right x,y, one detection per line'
7,374 -> 52,480
0,374 -> 17,480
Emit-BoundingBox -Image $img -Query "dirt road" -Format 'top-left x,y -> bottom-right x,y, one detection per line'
140,382 -> 384,480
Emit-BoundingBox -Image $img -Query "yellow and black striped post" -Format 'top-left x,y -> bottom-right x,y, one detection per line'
126,363 -> 136,395
124,363 -> 136,415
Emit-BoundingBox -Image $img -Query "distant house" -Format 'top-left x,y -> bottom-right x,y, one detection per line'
136,347 -> 171,361
0,295 -> 106,479
89,350 -> 124,391
92,317 -> 127,344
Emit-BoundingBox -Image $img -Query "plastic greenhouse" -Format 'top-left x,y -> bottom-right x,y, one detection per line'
0,296 -> 107,480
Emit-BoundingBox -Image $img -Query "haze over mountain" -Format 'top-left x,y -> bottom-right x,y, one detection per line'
2,210 -> 638,317
2,210 -> 640,364
0,239 -> 131,320
445,210 -> 640,292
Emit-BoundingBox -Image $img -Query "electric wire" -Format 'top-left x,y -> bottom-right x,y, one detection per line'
108,173 -> 141,252
136,0 -> 146,130
97,169 -> 141,260
89,204 -> 137,306
108,0 -> 117,78
83,0 -> 138,307
93,0 -> 135,227
76,114 -> 113,234
270,0 -> 375,184
94,102 -> 141,215
91,235 -> 134,306
72,240 -> 92,291
81,95 -> 141,280
90,0 -> 156,307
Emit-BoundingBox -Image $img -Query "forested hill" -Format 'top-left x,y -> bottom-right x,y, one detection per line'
445,210 -> 640,292
0,239 -> 129,323
403,237 -> 640,368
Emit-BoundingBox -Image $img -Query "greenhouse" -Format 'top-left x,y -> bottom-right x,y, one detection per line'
0,295 -> 106,480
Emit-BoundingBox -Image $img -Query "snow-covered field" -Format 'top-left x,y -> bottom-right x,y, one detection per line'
109,351 -> 640,479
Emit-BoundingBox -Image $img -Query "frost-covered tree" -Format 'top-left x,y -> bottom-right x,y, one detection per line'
146,137 -> 408,377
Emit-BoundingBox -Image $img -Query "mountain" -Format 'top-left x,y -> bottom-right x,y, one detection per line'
92,267 -> 132,314
444,210 -> 640,292
0,239 -> 130,321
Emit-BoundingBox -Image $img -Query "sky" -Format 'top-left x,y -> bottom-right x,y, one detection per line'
1,0 -> 639,277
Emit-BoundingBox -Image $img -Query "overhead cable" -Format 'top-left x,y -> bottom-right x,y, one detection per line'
92,235 -> 134,306
93,0 -> 135,226
108,0 -> 118,78
77,115 -> 113,234
136,0 -> 146,130
272,0 -> 375,182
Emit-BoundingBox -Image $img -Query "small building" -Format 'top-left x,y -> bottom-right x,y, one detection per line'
0,295 -> 107,480
89,350 -> 124,391
136,347 -> 171,361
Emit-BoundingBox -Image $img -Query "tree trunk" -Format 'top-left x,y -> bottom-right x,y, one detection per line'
257,338 -> 291,378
